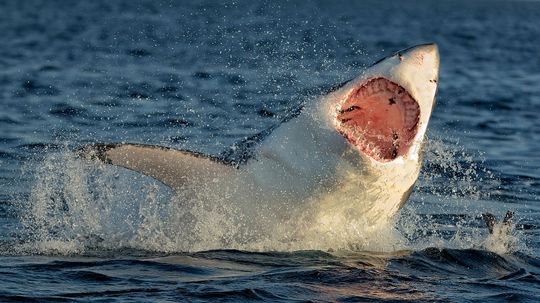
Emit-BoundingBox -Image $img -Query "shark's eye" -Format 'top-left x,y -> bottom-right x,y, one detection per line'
336,77 -> 420,162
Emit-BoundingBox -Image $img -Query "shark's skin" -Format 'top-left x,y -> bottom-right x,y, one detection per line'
79,44 -> 440,232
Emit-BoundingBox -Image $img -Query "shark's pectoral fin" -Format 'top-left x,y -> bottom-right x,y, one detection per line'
77,143 -> 236,190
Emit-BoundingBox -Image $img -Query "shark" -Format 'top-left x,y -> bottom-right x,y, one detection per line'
79,43 -> 440,238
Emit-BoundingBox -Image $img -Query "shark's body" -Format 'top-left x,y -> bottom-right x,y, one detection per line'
80,44 -> 440,238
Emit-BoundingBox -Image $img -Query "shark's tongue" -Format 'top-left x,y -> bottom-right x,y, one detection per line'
336,77 -> 420,162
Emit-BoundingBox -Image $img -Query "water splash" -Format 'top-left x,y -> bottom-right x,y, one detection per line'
417,136 -> 498,200
13,136 -> 526,256
16,146 -> 407,254
397,136 -> 527,255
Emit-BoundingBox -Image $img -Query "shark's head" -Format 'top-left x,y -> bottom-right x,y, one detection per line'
304,44 -> 440,226
331,43 -> 439,165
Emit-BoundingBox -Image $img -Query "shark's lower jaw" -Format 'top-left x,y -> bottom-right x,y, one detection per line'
336,77 -> 420,162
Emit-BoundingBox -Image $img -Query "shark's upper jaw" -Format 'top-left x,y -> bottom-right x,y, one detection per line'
334,43 -> 439,163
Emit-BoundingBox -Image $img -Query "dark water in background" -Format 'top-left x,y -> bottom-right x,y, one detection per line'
1,0 -> 539,301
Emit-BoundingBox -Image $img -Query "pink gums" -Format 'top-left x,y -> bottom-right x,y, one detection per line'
336,77 -> 420,162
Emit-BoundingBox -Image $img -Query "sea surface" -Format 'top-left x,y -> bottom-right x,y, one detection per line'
0,0 -> 539,302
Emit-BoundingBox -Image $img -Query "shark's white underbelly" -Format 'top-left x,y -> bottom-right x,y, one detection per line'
217,112 -> 420,230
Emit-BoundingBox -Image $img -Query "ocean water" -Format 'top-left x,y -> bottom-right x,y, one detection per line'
1,0 -> 539,301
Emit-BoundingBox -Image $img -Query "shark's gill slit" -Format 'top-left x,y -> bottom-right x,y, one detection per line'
336,77 -> 420,162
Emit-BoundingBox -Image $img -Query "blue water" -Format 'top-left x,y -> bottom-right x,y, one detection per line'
1,0 -> 539,301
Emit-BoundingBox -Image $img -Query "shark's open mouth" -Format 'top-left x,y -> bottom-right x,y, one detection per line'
336,77 -> 420,162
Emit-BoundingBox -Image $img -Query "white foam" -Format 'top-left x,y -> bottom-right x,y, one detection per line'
16,138 -> 527,256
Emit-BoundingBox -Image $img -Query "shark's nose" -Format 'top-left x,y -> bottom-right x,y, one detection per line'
402,43 -> 438,56
413,43 -> 438,54
402,43 -> 440,74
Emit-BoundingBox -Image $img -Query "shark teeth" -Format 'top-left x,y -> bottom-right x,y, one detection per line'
335,77 -> 420,162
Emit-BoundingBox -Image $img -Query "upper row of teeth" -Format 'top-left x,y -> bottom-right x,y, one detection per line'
359,79 -> 394,95
357,79 -> 411,100
356,79 -> 420,129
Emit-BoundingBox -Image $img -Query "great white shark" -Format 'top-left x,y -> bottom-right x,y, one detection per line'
79,44 -> 440,238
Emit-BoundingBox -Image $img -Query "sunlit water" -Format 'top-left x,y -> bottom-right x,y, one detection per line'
0,0 -> 539,301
